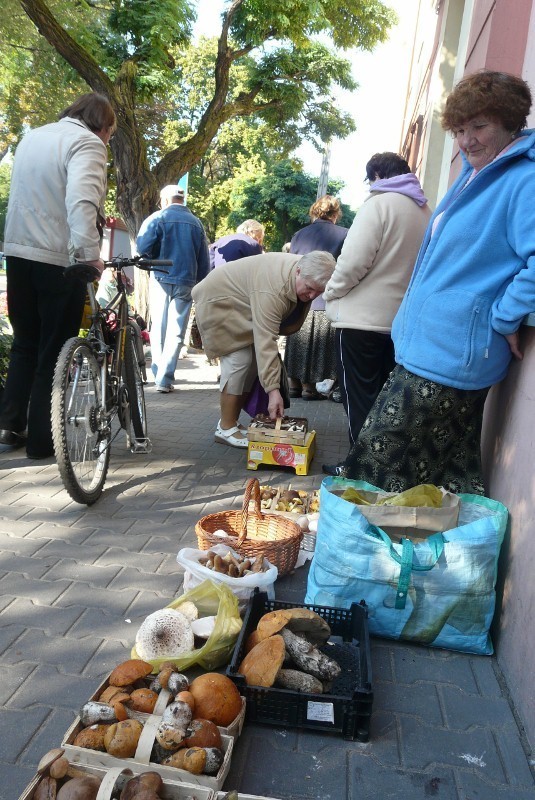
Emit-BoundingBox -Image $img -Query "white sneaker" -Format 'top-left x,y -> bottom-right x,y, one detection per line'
214,422 -> 249,448
156,384 -> 175,393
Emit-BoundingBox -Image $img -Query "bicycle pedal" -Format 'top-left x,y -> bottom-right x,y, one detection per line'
131,438 -> 152,454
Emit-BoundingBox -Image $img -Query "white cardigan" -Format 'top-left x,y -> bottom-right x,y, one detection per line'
324,190 -> 431,332
4,117 -> 108,267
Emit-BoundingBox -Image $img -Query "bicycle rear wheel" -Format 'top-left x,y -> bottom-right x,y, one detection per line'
52,337 -> 111,505
122,323 -> 148,445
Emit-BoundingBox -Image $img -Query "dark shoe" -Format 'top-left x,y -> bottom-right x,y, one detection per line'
331,389 -> 343,403
322,463 -> 347,476
0,429 -> 27,447
26,449 -> 54,460
301,388 -> 323,401
289,387 -> 302,398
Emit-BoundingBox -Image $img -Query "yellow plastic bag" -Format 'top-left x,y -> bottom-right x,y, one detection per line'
130,579 -> 242,673
376,484 -> 443,508
341,484 -> 443,508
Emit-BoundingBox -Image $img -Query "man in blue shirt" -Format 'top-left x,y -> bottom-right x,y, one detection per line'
137,186 -> 209,392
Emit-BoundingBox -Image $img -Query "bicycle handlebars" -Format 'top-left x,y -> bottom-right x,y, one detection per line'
64,254 -> 172,282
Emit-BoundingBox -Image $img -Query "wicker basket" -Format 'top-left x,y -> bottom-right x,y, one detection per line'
195,478 -> 303,575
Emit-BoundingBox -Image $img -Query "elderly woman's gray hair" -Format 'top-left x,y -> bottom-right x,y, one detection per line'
298,250 -> 336,288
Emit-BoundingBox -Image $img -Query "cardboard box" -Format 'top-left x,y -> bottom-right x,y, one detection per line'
247,431 -> 316,476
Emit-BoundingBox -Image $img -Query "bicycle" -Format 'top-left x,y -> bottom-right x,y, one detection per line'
51,255 -> 171,505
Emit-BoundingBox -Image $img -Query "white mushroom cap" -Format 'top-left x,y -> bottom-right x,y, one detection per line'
175,600 -> 199,622
135,608 -> 194,660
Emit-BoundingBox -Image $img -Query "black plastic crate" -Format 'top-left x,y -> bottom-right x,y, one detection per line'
226,589 -> 373,741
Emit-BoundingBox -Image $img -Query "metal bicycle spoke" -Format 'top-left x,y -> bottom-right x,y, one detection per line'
52,337 -> 111,505
122,323 -> 151,453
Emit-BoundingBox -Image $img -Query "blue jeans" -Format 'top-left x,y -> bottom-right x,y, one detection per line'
149,279 -> 192,388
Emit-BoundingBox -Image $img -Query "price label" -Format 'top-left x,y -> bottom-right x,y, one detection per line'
307,701 -> 334,724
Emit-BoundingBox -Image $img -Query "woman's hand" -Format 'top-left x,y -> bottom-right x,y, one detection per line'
268,389 -> 284,420
505,331 -> 523,360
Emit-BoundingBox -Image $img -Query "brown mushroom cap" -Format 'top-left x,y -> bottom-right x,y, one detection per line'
238,634 -> 285,687
34,776 -> 57,800
37,748 -> 65,775
109,659 -> 154,687
256,610 -> 292,640
256,607 -> 331,645
56,776 -> 101,800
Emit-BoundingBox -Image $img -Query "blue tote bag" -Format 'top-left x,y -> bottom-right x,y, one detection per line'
305,478 -> 508,655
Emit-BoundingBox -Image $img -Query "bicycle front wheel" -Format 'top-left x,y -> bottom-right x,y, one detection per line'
122,323 -> 148,442
52,337 -> 111,505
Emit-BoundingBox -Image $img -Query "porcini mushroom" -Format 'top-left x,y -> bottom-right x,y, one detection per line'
256,607 -> 331,645
238,634 -> 285,687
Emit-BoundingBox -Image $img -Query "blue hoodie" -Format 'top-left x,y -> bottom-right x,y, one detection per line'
392,129 -> 535,390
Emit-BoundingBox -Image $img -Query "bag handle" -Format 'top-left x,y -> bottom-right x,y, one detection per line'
238,478 -> 263,544
370,525 -> 445,610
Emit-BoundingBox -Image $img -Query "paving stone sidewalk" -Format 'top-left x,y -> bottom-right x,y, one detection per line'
0,352 -> 534,799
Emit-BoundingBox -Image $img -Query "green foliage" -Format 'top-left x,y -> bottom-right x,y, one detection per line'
228,159 -> 354,252
0,0 -> 394,244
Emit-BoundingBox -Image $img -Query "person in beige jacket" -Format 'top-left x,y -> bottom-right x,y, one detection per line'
192,250 -> 335,447
323,153 -> 431,473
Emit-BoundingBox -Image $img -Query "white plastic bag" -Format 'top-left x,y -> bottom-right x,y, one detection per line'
177,544 -> 278,607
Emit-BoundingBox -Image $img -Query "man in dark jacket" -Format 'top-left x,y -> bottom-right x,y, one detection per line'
136,186 -> 209,392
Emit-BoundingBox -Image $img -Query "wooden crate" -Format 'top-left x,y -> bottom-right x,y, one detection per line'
62,714 -> 234,791
19,761 -> 215,800
247,416 -> 308,446
216,794 -> 282,800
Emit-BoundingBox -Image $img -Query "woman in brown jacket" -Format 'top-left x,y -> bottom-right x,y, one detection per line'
192,250 -> 335,447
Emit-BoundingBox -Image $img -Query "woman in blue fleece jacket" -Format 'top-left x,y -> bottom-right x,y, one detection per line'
341,71 -> 535,494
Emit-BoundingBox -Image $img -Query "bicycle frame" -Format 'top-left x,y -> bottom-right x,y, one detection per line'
84,267 -> 150,452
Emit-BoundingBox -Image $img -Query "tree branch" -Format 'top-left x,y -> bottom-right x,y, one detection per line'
19,0 -> 117,100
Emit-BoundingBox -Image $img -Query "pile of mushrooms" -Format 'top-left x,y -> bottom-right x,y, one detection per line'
33,754 -> 203,800
238,608 -> 341,693
34,749 -> 101,800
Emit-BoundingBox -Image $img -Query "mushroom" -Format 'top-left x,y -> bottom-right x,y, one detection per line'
34,777 -> 57,800
37,750 -> 90,782
135,609 -> 194,660
237,634 -> 286,687
281,627 -> 341,681
120,772 -> 163,800
56,777 -> 101,800
155,700 -> 193,749
108,659 -> 153,687
256,607 -> 331,645
174,600 -> 198,622
190,616 -> 216,640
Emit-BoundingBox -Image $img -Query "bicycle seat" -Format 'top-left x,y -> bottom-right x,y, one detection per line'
64,263 -> 102,282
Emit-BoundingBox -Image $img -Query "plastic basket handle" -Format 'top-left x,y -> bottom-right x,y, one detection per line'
371,525 -> 445,610
238,478 -> 263,544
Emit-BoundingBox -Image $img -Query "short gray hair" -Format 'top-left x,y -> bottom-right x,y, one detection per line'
298,251 -> 336,289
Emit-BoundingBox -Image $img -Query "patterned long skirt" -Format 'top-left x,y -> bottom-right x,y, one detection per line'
343,365 -> 489,495
283,310 -> 337,384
